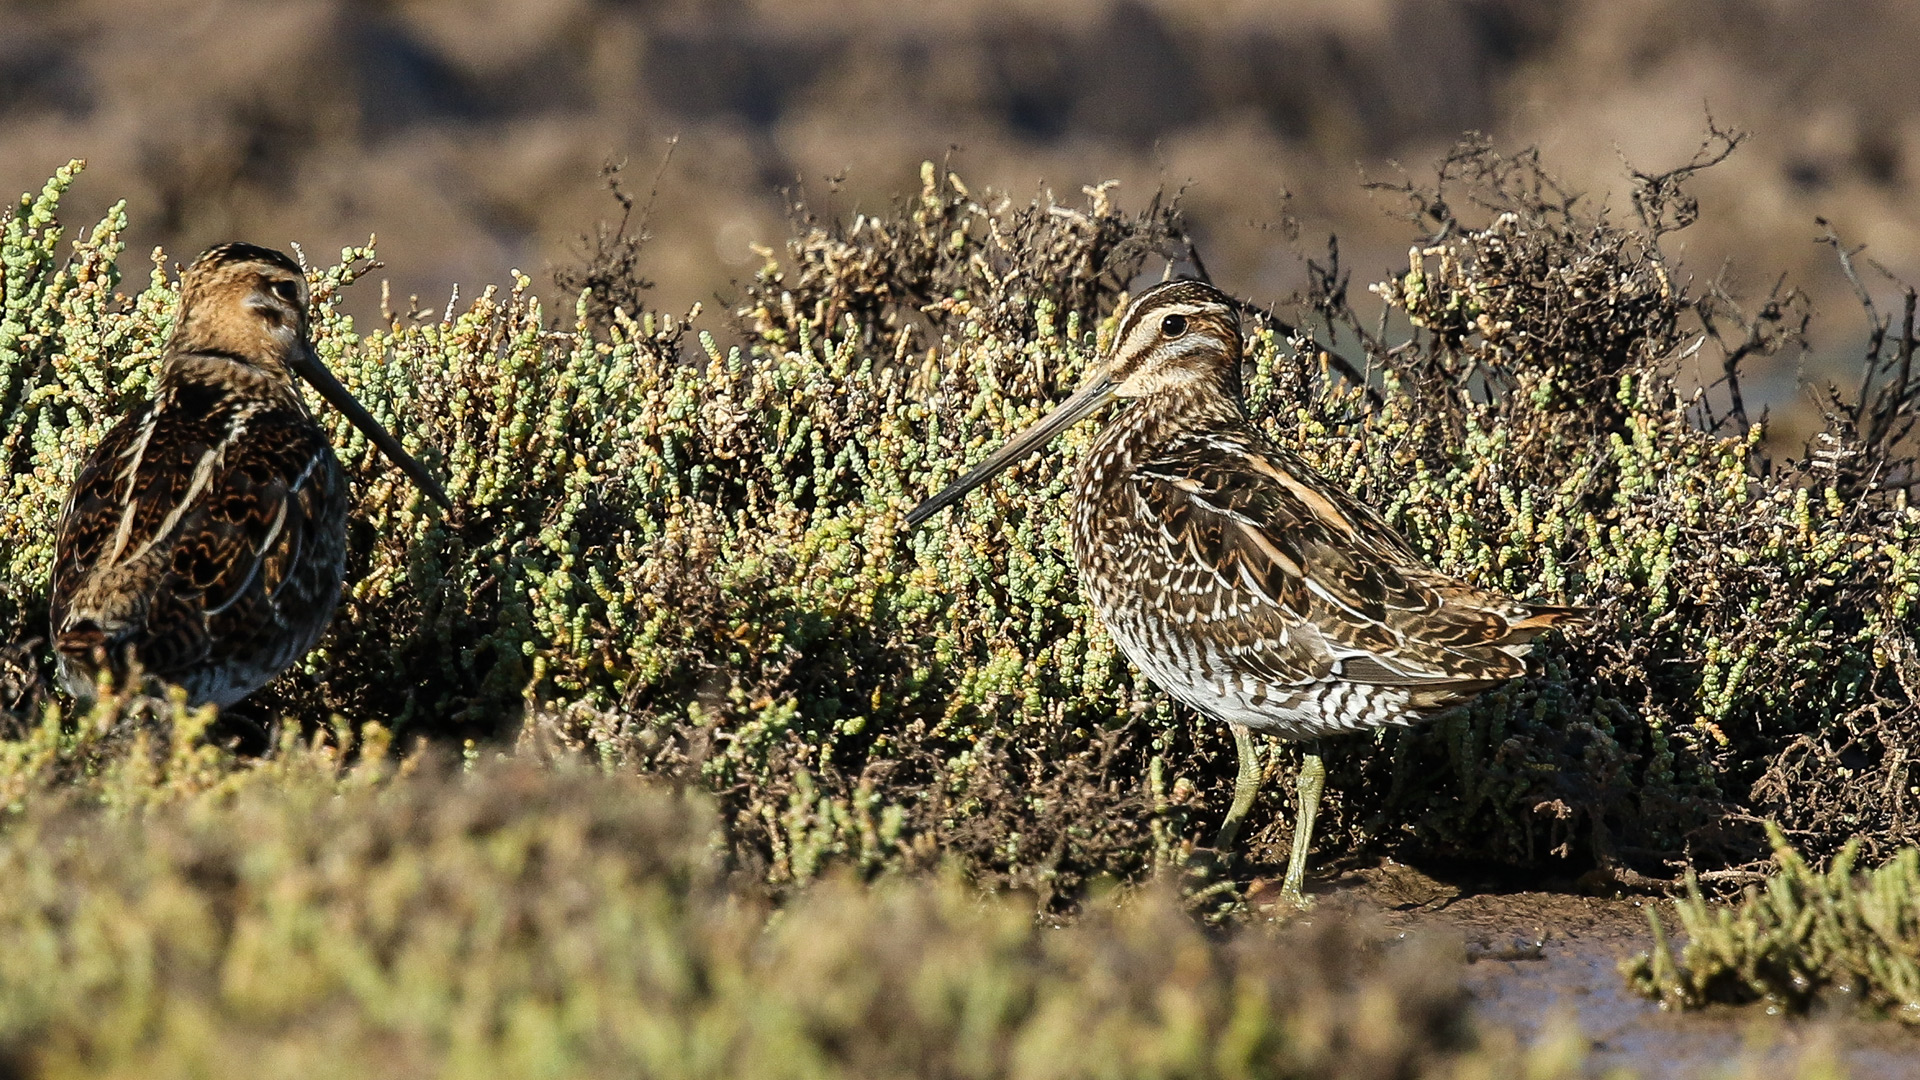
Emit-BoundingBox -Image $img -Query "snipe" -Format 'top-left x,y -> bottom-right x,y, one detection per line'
50,242 -> 450,708
906,279 -> 1581,905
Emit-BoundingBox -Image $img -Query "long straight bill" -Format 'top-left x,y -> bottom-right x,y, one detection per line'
293,350 -> 453,509
904,377 -> 1116,528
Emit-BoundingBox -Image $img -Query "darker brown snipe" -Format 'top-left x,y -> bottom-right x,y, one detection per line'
50,242 -> 450,709
907,278 -> 1582,905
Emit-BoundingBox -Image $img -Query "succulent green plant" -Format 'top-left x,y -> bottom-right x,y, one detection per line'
0,689 -> 1610,1080
1624,822 -> 1920,1023
0,146 -> 1910,1077
1,141 -> 1917,905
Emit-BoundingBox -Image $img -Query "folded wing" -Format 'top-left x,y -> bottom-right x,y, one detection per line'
1125,431 -> 1580,703
51,403 -> 342,690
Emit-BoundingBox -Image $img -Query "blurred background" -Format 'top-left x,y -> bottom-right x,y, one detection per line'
5,0 -> 1919,432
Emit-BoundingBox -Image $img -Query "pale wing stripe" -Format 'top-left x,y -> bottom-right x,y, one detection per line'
125,443 -> 223,564
126,406 -> 257,565
1246,455 -> 1359,539
117,409 -> 158,482
267,519 -> 306,606
208,437 -> 323,616
284,444 -> 326,496
202,495 -> 288,618
104,410 -> 159,568
1302,574 -> 1374,622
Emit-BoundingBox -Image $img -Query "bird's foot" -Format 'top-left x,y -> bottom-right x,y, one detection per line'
1179,857 -> 1256,924
1181,840 -> 1235,887
1273,880 -> 1316,911
1240,874 -> 1314,914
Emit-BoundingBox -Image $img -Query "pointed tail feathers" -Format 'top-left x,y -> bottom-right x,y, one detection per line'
1502,604 -> 1591,644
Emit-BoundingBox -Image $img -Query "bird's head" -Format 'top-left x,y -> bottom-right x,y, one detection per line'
168,242 -> 314,381
1088,278 -> 1243,399
905,278 -> 1242,528
163,242 -> 450,508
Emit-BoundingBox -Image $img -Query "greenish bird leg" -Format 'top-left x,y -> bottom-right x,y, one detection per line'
1212,723 -> 1262,859
1279,749 -> 1325,906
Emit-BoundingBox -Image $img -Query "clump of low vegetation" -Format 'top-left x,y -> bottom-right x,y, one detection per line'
735,160 -> 1187,355
1,141 -> 1915,1072
1623,822 -> 1920,1023
2,132 -> 1917,907
1279,131 -> 1918,879
0,691 -> 1608,1080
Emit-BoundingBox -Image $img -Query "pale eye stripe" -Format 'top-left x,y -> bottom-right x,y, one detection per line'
1119,302 -> 1211,360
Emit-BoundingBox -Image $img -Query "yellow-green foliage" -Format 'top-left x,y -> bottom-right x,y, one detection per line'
1,149 -> 1917,898
0,151 -> 1905,1078
0,692 -> 1614,1080
1624,822 -> 1920,1022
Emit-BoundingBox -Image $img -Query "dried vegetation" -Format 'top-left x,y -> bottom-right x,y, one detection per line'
1276,133 -> 1920,881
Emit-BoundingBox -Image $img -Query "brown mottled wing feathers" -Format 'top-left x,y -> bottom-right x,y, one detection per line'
52,397 -> 342,694
1132,433 -> 1436,627
51,411 -> 148,608
181,421 -> 320,609
1149,467 -> 1311,614
1130,432 -> 1559,689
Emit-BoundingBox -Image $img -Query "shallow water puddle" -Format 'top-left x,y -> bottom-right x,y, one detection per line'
1302,860 -> 1920,1078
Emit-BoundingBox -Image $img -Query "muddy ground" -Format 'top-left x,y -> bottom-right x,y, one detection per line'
1272,860 -> 1920,1079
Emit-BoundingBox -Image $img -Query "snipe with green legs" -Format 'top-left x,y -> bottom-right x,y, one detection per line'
905,278 -> 1581,905
50,243 -> 451,709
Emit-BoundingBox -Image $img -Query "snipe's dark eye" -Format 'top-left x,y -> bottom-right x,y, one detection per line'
1160,313 -> 1188,337
268,279 -> 301,306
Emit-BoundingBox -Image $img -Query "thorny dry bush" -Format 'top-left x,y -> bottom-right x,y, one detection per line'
551,159 -> 662,333
1302,131 -> 1920,882
736,160 -> 1188,356
1,142 -> 1917,912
